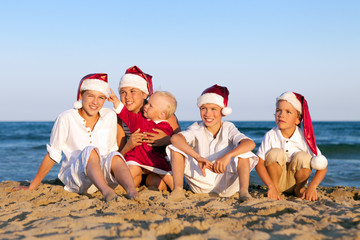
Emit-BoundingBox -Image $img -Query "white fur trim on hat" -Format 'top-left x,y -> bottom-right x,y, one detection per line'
276,92 -> 302,114
80,79 -> 109,98
311,155 -> 328,170
119,73 -> 149,95
197,93 -> 225,108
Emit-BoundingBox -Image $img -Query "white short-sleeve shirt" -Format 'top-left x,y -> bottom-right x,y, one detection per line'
257,126 -> 321,162
46,108 -> 119,177
167,121 -> 258,197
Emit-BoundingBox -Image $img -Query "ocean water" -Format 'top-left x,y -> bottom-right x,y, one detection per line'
0,121 -> 359,188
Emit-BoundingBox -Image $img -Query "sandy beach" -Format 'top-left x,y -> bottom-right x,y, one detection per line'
1,180 -> 359,240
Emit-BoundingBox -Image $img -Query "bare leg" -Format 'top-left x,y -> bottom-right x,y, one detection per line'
237,157 -> 252,201
128,165 -> 143,187
169,151 -> 185,201
111,156 -> 139,199
294,168 -> 311,197
266,161 -> 282,193
162,174 -> 174,190
146,173 -> 172,191
86,150 -> 117,202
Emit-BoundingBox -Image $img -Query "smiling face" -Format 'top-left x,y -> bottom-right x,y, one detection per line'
119,87 -> 148,113
79,90 -> 107,118
200,103 -> 223,136
275,100 -> 301,138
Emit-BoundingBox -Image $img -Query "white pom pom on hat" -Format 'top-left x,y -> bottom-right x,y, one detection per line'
73,73 -> 109,109
197,84 -> 232,116
73,101 -> 83,109
311,155 -> 328,170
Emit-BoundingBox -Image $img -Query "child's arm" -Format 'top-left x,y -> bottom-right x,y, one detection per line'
255,157 -> 281,200
213,139 -> 255,173
168,114 -> 181,134
108,89 -> 121,109
143,114 -> 181,147
171,133 -> 213,177
119,129 -> 143,155
302,168 -> 327,201
13,154 -> 56,191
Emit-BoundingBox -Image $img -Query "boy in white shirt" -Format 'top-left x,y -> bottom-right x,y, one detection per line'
256,92 -> 328,201
168,84 -> 258,201
14,73 -> 138,202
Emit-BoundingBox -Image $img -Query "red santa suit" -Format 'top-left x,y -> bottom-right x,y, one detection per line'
115,104 -> 173,174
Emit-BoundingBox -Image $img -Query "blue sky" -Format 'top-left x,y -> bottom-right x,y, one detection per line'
1,1 -> 359,121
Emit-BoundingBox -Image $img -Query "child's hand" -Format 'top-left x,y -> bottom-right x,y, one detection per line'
143,128 -> 169,147
12,185 -> 30,191
267,186 -> 281,200
127,129 -> 144,149
213,155 -> 231,173
196,157 -> 213,177
302,185 -> 318,201
108,89 -> 121,109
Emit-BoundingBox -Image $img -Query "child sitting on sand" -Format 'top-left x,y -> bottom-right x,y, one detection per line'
256,91 -> 328,201
14,74 -> 138,202
109,89 -> 177,190
168,84 -> 258,201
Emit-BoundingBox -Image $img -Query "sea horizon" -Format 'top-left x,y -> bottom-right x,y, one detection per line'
1,121 -> 359,188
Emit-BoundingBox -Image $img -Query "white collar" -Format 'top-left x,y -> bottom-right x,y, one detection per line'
275,126 -> 303,143
153,119 -> 168,124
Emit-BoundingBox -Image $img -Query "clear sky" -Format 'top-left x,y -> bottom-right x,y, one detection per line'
1,1 -> 359,121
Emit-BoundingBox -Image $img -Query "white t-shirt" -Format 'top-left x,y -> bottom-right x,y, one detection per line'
257,126 -> 321,162
46,108 -> 118,177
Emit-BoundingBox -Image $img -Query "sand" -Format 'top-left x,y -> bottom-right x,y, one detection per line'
1,180 -> 359,240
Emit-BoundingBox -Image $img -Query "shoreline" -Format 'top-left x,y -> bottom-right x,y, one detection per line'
1,180 -> 359,239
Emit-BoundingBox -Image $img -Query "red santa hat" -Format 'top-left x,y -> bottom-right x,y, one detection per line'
73,73 -> 109,109
277,91 -> 328,170
118,66 -> 153,96
197,84 -> 232,116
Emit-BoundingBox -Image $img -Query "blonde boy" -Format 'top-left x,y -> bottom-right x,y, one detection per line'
168,85 -> 258,201
14,74 -> 138,202
109,90 -> 177,190
256,92 -> 328,201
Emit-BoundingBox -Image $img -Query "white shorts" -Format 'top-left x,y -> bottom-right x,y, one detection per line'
167,145 -> 259,197
58,146 -> 125,194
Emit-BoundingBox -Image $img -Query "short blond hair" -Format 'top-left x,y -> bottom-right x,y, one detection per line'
152,91 -> 177,119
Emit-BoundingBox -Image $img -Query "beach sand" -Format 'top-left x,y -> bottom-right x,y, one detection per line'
1,180 -> 359,240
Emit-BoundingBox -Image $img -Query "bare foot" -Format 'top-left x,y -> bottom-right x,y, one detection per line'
294,186 -> 306,198
103,191 -> 118,202
169,188 -> 185,202
239,191 -> 253,202
125,189 -> 139,200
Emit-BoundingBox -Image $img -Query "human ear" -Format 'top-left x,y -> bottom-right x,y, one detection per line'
142,92 -> 148,100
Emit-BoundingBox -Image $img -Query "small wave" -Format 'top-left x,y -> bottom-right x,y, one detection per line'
319,144 -> 360,159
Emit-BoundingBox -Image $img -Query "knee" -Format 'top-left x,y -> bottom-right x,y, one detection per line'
146,174 -> 166,190
111,155 -> 125,165
265,148 -> 286,167
88,149 -> 100,163
110,155 -> 126,170
237,158 -> 250,168
170,150 -> 185,163
290,151 -> 311,170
